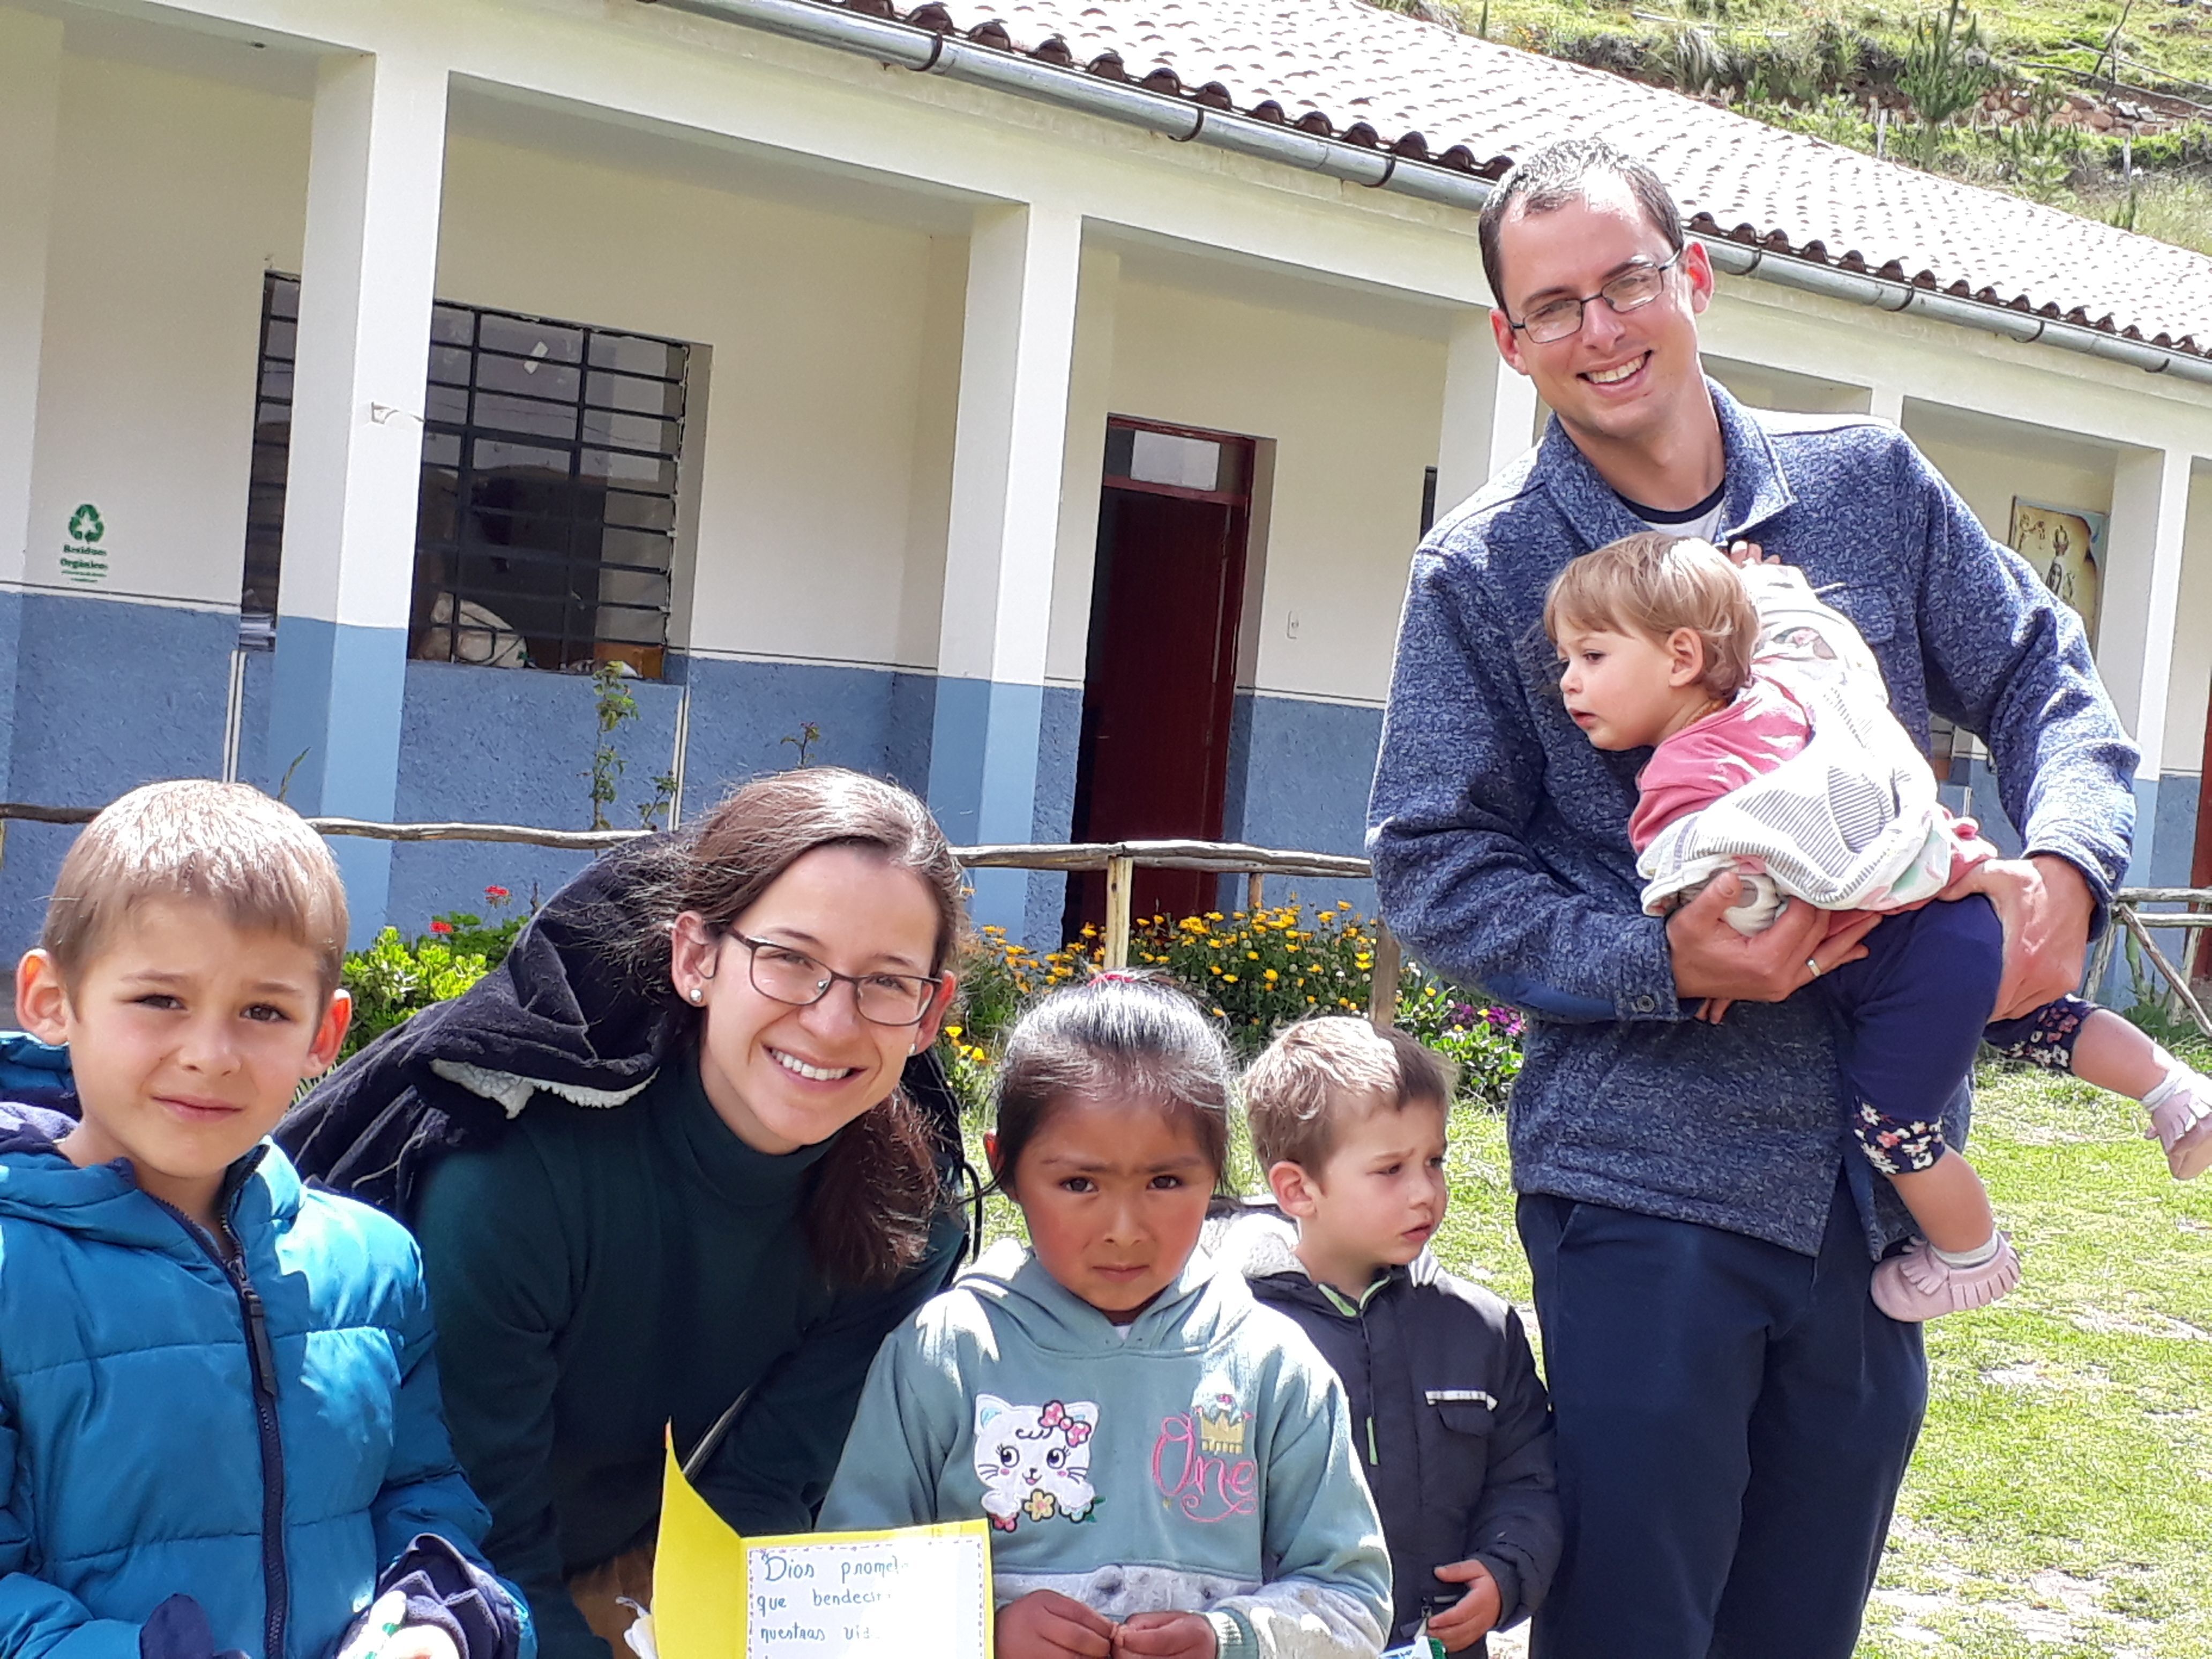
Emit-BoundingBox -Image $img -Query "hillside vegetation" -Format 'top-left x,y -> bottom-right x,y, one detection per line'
1380,0 -> 2212,256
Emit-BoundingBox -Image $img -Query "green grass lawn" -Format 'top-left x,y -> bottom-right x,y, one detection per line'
960,1060 -> 2212,1655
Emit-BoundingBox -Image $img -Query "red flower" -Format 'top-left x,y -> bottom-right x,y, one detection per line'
429,919 -> 454,935
484,885 -> 511,902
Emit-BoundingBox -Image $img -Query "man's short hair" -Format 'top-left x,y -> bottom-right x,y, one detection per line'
1478,138 -> 1686,312
1544,533 -> 1759,700
41,780 -> 350,993
1244,1016 -> 1456,1174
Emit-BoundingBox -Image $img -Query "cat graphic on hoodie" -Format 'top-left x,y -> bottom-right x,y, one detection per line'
974,1395 -> 1100,1529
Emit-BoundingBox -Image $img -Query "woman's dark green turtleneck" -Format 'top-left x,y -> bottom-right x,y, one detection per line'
412,1051 -> 962,1659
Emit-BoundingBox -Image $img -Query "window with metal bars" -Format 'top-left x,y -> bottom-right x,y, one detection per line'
239,274 -> 689,678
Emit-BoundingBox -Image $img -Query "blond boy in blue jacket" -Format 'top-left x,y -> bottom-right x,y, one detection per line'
1,781 -> 528,1659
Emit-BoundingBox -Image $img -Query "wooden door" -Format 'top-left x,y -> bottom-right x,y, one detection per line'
1067,421 -> 1254,935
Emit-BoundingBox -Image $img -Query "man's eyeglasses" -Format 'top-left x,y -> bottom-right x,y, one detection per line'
1507,249 -> 1687,346
723,932 -> 942,1027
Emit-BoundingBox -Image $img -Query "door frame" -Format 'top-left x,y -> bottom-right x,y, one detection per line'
1065,414 -> 1260,929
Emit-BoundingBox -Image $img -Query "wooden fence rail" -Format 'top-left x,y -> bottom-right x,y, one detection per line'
4,803 -> 2204,1036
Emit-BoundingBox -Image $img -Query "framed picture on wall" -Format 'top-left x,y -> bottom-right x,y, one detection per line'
2007,499 -> 2106,645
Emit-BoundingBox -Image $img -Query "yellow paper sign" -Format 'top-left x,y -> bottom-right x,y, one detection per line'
652,1441 -> 993,1659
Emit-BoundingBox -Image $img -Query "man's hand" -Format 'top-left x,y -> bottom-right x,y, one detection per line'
1668,872 -> 1879,1023
1424,1561 -> 1503,1652
1944,853 -> 2097,1021
1111,1612 -> 1216,1659
996,1591 -> 1118,1659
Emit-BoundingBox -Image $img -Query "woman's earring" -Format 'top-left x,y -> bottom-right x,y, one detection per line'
689,987 -> 705,1005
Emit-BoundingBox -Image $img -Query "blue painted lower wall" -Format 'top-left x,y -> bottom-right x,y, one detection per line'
0,593 -> 237,967
0,592 -> 2201,1003
1221,691 -> 1381,917
1957,756 -> 2202,1000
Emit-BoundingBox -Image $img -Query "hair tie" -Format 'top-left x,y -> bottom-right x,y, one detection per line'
1092,969 -> 1144,984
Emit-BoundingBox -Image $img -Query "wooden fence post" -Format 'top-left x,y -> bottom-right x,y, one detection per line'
1246,872 -> 1266,914
2118,903 -> 2212,1039
1368,920 -> 1403,1032
1104,856 -> 1134,969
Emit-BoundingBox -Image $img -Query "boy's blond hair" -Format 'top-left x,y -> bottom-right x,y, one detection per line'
1543,533 -> 1759,700
1244,1017 -> 1456,1174
40,781 -> 349,993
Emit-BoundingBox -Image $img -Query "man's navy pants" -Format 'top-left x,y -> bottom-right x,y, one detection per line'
1518,1176 -> 1925,1657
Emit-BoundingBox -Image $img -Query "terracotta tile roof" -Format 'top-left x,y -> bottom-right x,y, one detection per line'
825,0 -> 2212,355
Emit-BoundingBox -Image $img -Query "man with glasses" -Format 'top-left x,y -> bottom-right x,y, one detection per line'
1369,139 -> 2136,1657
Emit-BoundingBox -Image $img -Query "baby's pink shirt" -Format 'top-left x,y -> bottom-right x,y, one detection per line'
1628,669 -> 1987,938
1627,674 -> 1812,853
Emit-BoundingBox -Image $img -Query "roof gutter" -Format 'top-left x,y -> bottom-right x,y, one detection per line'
649,0 -> 2212,389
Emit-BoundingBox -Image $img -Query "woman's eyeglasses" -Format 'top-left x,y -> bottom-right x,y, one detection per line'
723,932 -> 941,1027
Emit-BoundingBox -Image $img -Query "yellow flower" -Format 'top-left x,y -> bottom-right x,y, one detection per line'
1264,969 -> 1279,982
1224,974 -> 1239,984
944,1025 -> 963,1041
1206,912 -> 1224,922
1247,950 -> 1260,961
1081,924 -> 1098,938
1337,900 -> 1353,910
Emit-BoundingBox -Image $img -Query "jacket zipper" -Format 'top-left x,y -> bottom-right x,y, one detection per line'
154,1190 -> 290,1659
1355,1303 -> 1379,1467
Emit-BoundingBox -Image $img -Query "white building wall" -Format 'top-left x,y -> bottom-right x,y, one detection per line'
2164,482 -> 2212,785
435,133 -> 941,674
26,53 -> 307,609
1907,434 -> 2116,557
1095,275 -> 1446,707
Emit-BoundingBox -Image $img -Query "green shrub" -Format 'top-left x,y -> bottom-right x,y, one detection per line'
335,885 -> 530,1062
339,928 -> 495,1062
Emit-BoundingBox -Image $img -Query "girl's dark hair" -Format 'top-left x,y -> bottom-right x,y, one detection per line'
630,767 -> 968,1290
991,974 -> 1235,1197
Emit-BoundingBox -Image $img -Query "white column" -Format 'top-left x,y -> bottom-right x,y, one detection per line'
926,203 -> 1085,933
2104,448 -> 2192,775
0,11 -> 63,799
1867,384 -> 1905,426
1434,311 -> 1540,517
0,11 -> 61,597
2102,446 -> 2194,892
268,48 -> 448,937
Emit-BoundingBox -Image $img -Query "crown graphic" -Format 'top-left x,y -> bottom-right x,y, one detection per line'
1197,1404 -> 1247,1457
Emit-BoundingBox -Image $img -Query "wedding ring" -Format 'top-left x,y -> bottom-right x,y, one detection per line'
1806,957 -> 1824,978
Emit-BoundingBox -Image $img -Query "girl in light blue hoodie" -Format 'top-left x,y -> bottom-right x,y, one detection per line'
820,976 -> 1392,1659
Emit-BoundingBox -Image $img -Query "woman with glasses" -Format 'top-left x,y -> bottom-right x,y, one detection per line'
278,769 -> 970,1659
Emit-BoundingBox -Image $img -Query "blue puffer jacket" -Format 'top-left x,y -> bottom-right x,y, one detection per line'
0,1103 -> 532,1659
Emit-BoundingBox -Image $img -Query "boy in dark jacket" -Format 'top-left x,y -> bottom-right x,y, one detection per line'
1220,1019 -> 1558,1656
1,781 -> 529,1659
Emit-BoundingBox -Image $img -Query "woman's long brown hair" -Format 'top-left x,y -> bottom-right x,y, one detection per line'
627,768 -> 966,1289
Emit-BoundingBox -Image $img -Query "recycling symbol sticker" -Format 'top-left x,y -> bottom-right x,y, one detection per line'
60,502 -> 110,587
